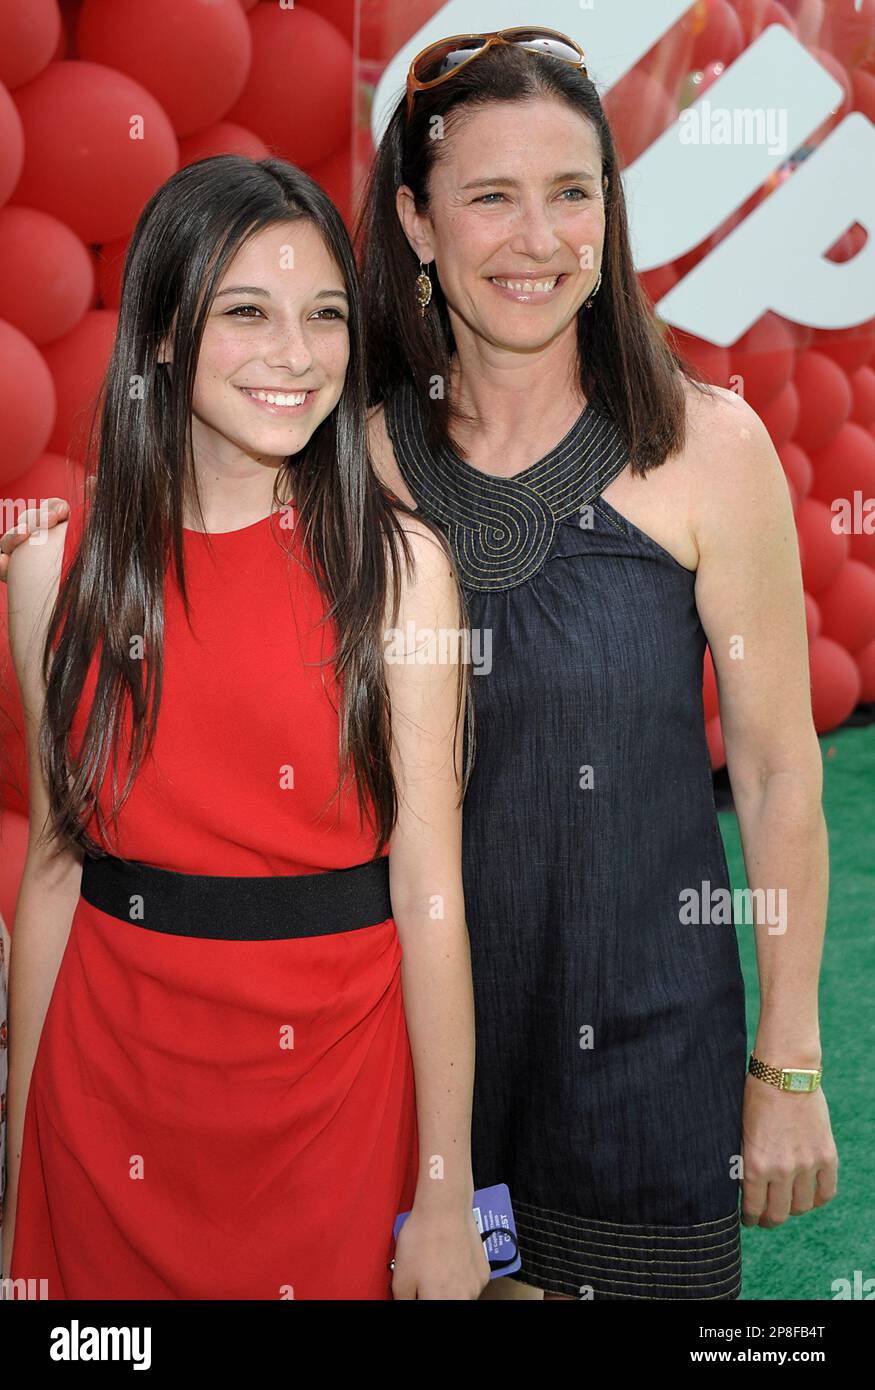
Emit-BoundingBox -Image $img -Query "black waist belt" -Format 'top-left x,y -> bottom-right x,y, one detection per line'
80,851 -> 393,941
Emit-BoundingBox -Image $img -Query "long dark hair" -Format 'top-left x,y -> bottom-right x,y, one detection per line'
356,43 -> 715,473
41,155 -> 460,859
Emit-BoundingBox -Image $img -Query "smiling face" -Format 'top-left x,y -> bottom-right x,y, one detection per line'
398,98 -> 607,356
161,219 -> 351,468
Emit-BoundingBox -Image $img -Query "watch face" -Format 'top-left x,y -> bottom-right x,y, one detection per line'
784,1070 -> 817,1091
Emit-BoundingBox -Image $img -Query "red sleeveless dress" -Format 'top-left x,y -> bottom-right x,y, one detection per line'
10,500 -> 419,1299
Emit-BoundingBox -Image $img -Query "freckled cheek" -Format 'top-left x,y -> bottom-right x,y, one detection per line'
191,358 -> 235,406
323,332 -> 350,369
196,336 -> 250,385
311,334 -> 350,389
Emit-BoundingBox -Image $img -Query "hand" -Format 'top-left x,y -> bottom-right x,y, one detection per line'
0,496 -> 71,582
390,1202 -> 491,1300
741,1072 -> 838,1228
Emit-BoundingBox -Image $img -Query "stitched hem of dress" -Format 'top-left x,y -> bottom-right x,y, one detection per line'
507,1199 -> 742,1300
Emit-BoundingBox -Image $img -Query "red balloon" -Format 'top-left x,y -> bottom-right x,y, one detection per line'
77,0 -> 252,139
766,1 -> 799,35
0,81 -> 25,207
809,424 -> 875,517
808,48 -> 852,140
670,329 -> 732,388
350,124 -> 375,226
0,207 -> 94,345
322,0 -> 443,63
779,441 -> 813,502
691,0 -> 745,71
817,559 -> 875,652
646,11 -> 697,100
689,61 -> 728,99
603,68 -> 677,167
0,587 -> 27,818
308,142 -> 353,227
849,530 -> 875,569
793,351 -> 852,453
735,0 -> 798,39
239,0 -> 259,10
804,592 -> 821,642
855,636 -> 875,701
814,227 -> 875,376
0,320 -> 56,485
728,313 -> 796,411
94,234 -> 130,311
5,451 -> 86,516
298,0 -> 354,44
9,61 -> 178,243
41,308 -> 118,461
759,380 -> 799,449
787,0 -> 826,49
227,8 -> 352,169
705,715 -> 726,772
851,366 -> 875,428
808,635 -> 861,731
0,0 -> 61,89
55,0 -> 81,60
785,319 -> 814,353
851,69 -> 875,124
178,122 -> 270,169
796,496 -> 851,594
86,254 -> 102,308
812,318 -> 875,374
819,0 -> 875,72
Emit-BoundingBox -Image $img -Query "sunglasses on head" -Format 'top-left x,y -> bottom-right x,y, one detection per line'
405,26 -> 589,120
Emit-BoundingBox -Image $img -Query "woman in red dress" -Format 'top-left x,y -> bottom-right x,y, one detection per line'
3,156 -> 489,1300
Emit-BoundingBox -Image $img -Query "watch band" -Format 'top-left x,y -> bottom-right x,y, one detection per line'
749,1053 -> 822,1092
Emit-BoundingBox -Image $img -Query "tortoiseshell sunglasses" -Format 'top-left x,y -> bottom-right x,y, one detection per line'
405,26 -> 589,120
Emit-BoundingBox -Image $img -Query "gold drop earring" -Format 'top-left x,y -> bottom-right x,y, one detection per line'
415,260 -> 433,315
585,268 -> 603,309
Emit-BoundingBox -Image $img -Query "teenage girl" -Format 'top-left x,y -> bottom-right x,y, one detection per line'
2,156 -> 489,1300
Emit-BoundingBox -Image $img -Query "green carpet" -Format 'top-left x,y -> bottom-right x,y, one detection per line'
720,722 -> 875,1300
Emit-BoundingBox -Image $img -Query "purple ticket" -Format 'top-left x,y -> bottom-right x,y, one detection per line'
393,1182 -> 521,1279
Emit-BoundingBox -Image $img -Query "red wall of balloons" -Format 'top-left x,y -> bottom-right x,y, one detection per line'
0,1 -> 874,910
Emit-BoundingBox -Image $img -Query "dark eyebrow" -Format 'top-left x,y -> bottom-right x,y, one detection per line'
214,286 -> 349,300
460,170 -> 597,190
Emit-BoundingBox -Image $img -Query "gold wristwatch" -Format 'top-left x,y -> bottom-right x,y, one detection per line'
749,1053 -> 822,1092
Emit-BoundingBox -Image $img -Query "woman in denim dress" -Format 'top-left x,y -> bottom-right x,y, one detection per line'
356,31 -> 837,1299
0,31 -> 838,1302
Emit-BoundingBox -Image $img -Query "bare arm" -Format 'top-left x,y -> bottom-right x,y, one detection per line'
691,391 -> 826,1062
689,387 -> 837,1227
382,517 -> 487,1299
2,523 -> 84,1275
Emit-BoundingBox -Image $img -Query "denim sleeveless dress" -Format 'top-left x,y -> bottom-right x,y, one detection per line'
384,379 -> 748,1300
